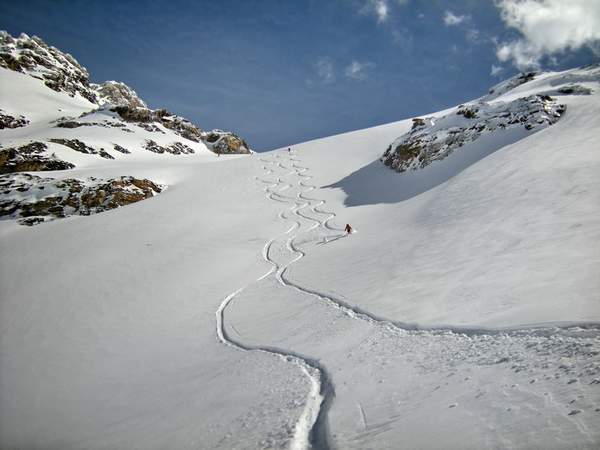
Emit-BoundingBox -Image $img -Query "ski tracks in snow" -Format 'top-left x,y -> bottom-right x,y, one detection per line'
216,151 -> 600,450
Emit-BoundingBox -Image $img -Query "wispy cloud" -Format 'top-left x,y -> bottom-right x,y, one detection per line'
314,57 -> 335,83
443,10 -> 468,26
490,64 -> 503,76
344,60 -> 375,81
358,0 -> 410,24
495,0 -> 600,69
360,0 -> 389,23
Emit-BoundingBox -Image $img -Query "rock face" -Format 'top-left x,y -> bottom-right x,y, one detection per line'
94,80 -> 147,108
0,109 -> 29,129
0,31 -> 98,103
143,139 -> 195,155
111,106 -> 251,153
111,106 -> 204,142
49,138 -> 115,160
485,71 -> 537,100
381,95 -> 566,172
0,142 -> 75,173
0,173 -> 163,225
203,130 -> 251,154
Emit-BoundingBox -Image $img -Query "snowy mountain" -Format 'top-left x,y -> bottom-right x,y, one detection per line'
1,31 -> 599,450
0,31 -> 251,224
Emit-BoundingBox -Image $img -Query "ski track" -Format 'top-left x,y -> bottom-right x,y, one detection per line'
216,152 -> 600,450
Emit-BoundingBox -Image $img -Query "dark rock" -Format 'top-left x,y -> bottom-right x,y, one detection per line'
382,95 -> 566,173
0,110 -> 29,129
49,138 -> 114,160
0,173 -> 163,224
94,81 -> 147,108
0,142 -> 75,173
112,143 -> 130,154
203,130 -> 251,154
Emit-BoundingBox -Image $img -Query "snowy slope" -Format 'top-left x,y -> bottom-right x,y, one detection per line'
1,39 -> 600,450
289,66 -> 600,329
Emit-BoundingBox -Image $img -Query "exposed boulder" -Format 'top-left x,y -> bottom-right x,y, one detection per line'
0,142 -> 74,173
0,173 -> 163,225
0,110 -> 29,129
203,130 -> 251,154
381,95 -> 566,173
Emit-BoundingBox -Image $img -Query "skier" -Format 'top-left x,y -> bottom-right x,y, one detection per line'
344,223 -> 353,234
288,147 -> 291,153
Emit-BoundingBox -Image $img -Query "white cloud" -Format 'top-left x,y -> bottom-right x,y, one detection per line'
359,0 -> 409,24
344,61 -> 375,81
490,64 -> 504,76
361,0 -> 389,23
315,58 -> 335,83
443,10 -> 468,26
495,0 -> 600,69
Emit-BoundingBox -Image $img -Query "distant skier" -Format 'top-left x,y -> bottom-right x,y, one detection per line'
288,147 -> 291,153
344,223 -> 353,234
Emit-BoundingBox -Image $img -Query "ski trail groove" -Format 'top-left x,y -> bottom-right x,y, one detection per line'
219,150 -> 600,450
216,155 -> 331,450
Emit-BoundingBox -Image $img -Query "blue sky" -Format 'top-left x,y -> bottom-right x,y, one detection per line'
1,0 -> 599,150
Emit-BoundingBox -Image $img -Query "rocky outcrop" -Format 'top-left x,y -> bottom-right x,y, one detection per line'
0,109 -> 29,129
486,72 -> 537,100
49,138 -> 114,160
203,130 -> 251,154
0,31 -> 98,103
0,173 -> 163,225
93,80 -> 147,108
55,118 -> 132,132
111,106 -> 204,142
382,95 -> 566,173
0,142 -> 75,173
144,140 -> 195,155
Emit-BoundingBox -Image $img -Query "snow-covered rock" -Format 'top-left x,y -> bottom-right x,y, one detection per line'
93,80 -> 147,109
0,109 -> 29,129
0,141 -> 74,173
484,71 -> 537,100
0,173 -> 162,225
203,129 -> 252,154
381,94 -> 565,172
110,105 -> 205,143
0,31 -> 98,103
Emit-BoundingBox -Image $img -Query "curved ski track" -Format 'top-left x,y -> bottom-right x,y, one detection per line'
216,151 -> 600,450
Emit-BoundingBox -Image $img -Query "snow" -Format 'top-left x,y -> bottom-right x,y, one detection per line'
1,61 -> 600,450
